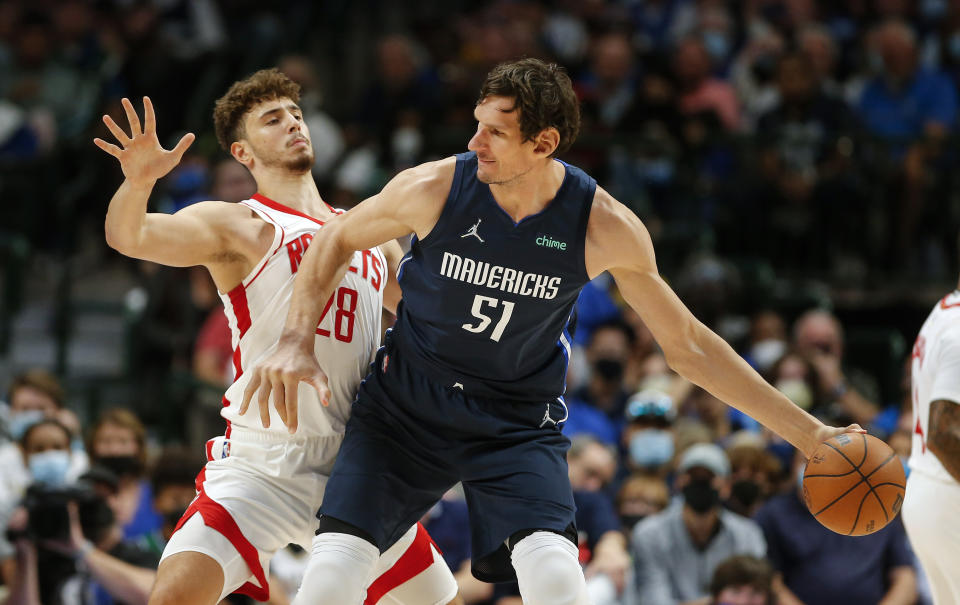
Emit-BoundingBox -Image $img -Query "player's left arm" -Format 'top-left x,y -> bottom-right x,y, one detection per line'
878,566 -> 917,605
585,187 -> 861,458
927,399 -> 960,482
377,239 -> 405,315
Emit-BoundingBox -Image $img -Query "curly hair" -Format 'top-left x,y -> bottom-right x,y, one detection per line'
477,58 -> 581,156
213,68 -> 301,152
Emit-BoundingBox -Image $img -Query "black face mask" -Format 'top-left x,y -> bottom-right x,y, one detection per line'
94,455 -> 144,478
593,358 -> 624,382
163,507 -> 188,529
621,514 -> 646,530
683,479 -> 720,514
730,479 -> 761,511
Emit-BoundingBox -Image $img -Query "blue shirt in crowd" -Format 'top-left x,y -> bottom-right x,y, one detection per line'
755,491 -> 914,605
858,69 -> 958,140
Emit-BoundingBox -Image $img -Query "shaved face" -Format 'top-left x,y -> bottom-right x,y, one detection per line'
467,96 -> 542,186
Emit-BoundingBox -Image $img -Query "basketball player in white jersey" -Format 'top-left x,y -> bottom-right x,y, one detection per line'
902,280 -> 960,605
94,69 -> 461,605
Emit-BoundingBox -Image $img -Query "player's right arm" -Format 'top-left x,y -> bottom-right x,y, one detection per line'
927,400 -> 960,482
97,97 -> 248,268
238,157 -> 455,432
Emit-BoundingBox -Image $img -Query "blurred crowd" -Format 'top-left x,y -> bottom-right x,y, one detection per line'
0,0 -> 956,604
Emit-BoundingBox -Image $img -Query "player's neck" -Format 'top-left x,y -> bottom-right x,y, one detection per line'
254,170 -> 333,219
488,159 -> 565,223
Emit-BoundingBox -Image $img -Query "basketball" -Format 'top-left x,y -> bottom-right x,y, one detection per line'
802,433 -> 906,536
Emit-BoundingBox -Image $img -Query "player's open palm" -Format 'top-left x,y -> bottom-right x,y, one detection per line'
93,96 -> 194,183
239,340 -> 332,434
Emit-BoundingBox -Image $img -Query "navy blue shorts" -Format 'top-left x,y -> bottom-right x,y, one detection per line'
319,331 -> 576,582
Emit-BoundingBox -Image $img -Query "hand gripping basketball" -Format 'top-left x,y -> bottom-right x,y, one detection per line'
803,433 -> 907,536
239,341 -> 331,434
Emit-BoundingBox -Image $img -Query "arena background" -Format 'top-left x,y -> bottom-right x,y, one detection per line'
0,1 -> 955,604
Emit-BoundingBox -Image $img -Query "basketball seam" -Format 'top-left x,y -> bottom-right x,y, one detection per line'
811,446 -> 895,519
820,442 -> 893,525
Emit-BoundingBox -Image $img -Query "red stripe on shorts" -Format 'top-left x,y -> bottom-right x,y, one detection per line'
172,467 -> 270,601
364,523 -> 441,605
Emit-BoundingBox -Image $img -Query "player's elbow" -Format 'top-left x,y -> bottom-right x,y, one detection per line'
104,222 -> 136,255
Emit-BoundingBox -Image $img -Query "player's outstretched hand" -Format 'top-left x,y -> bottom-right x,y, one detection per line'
238,340 -> 331,434
93,96 -> 195,184
808,423 -> 867,458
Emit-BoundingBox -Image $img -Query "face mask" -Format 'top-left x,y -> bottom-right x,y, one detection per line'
683,478 -> 720,514
621,514 -> 646,530
8,409 -> 44,440
29,450 -> 71,487
776,378 -> 813,410
629,429 -> 674,468
702,31 -> 730,62
899,455 -> 911,480
730,479 -> 761,510
95,455 -> 144,478
749,339 -> 786,371
163,507 -> 187,529
638,157 -> 675,184
593,358 -> 624,383
391,126 -> 423,165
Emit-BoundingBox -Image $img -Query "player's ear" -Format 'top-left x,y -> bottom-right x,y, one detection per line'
533,128 -> 560,157
231,140 -> 253,168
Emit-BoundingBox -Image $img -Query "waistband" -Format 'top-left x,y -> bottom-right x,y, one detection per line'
223,426 -> 345,444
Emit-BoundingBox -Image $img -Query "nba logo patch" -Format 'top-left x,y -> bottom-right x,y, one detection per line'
382,354 -> 390,373
222,442 -> 231,458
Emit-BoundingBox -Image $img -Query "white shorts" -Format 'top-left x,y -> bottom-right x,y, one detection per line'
902,471 -> 960,605
160,428 -> 458,604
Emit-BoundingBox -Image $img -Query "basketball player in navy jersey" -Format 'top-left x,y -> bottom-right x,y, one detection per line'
241,59 -> 864,605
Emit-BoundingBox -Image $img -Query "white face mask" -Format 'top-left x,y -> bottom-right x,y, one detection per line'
777,378 -> 813,410
750,339 -> 786,372
28,449 -> 71,487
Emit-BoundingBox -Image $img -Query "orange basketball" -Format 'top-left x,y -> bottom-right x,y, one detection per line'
802,433 -> 906,536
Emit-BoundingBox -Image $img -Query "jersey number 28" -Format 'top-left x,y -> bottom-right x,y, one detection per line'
316,287 -> 358,343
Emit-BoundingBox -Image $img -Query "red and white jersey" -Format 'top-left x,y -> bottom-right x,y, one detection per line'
909,290 -> 960,483
220,194 -> 387,438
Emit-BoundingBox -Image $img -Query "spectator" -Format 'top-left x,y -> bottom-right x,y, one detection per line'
744,310 -> 788,373
673,36 -> 742,131
632,443 -> 766,605
208,156 -> 256,203
708,555 -> 776,605
142,447 -> 204,557
857,20 -> 958,269
86,408 -> 162,543
191,307 -> 233,389
616,474 -> 670,532
621,388 -> 677,477
754,51 -> 860,271
724,436 -> 783,518
792,309 -> 881,428
577,31 -> 638,130
566,435 -> 631,604
563,319 -> 636,445
755,449 -> 917,605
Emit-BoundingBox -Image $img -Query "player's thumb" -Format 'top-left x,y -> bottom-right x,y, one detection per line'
171,132 -> 196,159
308,373 -> 330,407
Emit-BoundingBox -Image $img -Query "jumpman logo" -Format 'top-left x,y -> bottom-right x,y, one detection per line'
460,218 -> 485,242
539,403 -> 557,428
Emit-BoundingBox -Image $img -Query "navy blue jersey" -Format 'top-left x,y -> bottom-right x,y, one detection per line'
392,151 -> 596,401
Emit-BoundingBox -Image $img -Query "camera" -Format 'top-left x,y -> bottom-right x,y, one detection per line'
13,480 -> 114,544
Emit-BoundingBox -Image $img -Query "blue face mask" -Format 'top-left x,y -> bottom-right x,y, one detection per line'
629,429 -> 674,469
29,450 -> 71,487
796,460 -> 807,498
702,31 -> 730,62
8,410 -> 44,440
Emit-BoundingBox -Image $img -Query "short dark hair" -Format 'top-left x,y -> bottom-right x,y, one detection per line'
8,369 -> 64,408
150,447 -> 204,495
710,555 -> 775,601
477,58 -> 581,156
589,318 -> 637,348
20,418 -> 71,448
213,68 -> 301,152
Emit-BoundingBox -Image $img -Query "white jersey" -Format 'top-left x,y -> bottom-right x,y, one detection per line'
220,194 -> 387,438
909,289 -> 960,483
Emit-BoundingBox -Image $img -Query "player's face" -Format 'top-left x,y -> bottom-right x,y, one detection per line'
468,96 -> 545,185
243,97 -> 313,173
